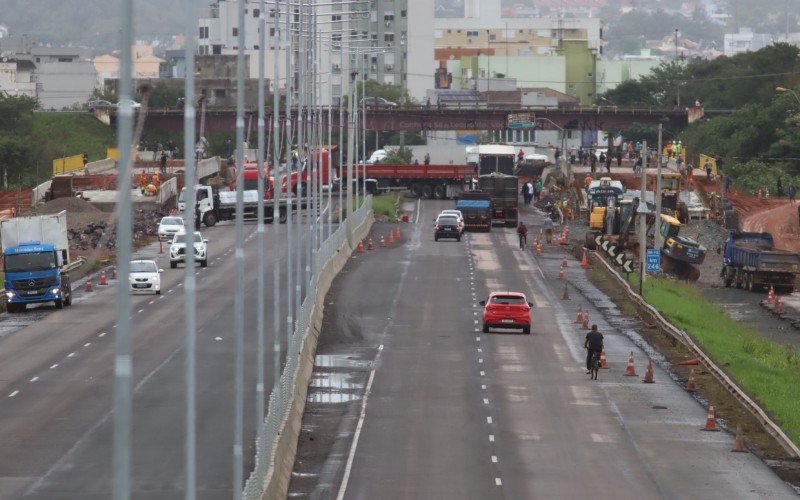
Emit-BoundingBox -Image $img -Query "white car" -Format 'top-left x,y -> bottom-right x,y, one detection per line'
129,260 -> 162,294
439,209 -> 465,233
170,231 -> 208,268
157,216 -> 185,240
117,98 -> 142,109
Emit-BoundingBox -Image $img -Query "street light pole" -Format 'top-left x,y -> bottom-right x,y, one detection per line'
776,86 -> 800,106
674,28 -> 680,108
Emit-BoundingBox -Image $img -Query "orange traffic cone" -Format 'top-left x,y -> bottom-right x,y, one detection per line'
599,349 -> 608,369
562,284 -> 570,300
581,250 -> 590,268
575,305 -> 583,323
367,238 -> 374,250
99,269 -> 108,286
768,286 -> 776,304
85,276 -> 94,292
776,296 -> 783,313
357,240 -> 364,253
686,368 -> 697,392
732,424 -> 748,453
643,359 -> 655,383
111,266 -> 117,280
581,312 -> 590,329
395,226 -> 401,239
624,352 -> 637,376
380,236 -> 386,248
558,266 -> 565,280
562,255 -> 568,268
535,243 -> 542,256
388,232 -> 395,245
702,405 -> 719,431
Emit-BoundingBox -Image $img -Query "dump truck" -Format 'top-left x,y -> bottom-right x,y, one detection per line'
1,211 -> 73,312
722,231 -> 800,292
456,194 -> 492,232
478,173 -> 519,227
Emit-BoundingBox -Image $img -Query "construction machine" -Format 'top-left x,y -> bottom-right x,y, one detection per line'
651,172 -> 690,223
656,213 -> 706,280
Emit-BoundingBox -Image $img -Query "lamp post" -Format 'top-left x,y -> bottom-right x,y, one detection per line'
537,117 -> 569,181
674,28 -> 681,108
776,86 -> 800,106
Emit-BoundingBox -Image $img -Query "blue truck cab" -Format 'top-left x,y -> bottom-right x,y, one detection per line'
3,241 -> 72,312
722,231 -> 800,292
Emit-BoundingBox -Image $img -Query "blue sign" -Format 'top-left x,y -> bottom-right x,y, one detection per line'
646,248 -> 661,273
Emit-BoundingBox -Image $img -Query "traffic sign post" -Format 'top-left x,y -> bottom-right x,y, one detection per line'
646,248 -> 661,274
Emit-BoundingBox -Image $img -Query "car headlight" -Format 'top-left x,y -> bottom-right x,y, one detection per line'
6,291 -> 15,298
51,288 -> 61,295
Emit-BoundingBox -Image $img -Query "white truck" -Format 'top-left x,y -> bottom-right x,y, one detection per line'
178,186 -> 290,228
1,211 -> 73,312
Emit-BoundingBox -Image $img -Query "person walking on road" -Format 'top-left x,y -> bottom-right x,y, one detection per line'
584,324 -> 604,374
590,152 -> 597,173
543,217 -> 554,244
160,151 -> 168,174
516,222 -> 528,250
534,178 -> 542,202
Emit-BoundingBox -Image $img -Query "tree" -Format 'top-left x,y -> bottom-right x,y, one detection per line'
383,146 -> 413,165
142,81 -> 184,108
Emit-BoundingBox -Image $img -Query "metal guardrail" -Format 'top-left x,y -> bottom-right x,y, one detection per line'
594,251 -> 800,457
242,196 -> 372,499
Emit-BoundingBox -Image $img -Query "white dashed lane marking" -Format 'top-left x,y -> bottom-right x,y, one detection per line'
489,435 -> 495,442
67,353 -> 75,358
84,343 -> 91,347
50,364 -> 58,370
480,371 -> 485,376
9,390 -> 19,398
29,377 -> 38,382
483,398 -> 489,404
495,478 -> 502,486
487,417 -> 493,424
99,332 -> 107,338
491,455 -> 498,463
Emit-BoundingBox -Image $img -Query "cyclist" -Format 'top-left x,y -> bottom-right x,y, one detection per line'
584,324 -> 604,374
516,222 -> 528,250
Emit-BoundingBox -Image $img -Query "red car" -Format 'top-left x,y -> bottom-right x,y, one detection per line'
480,292 -> 533,334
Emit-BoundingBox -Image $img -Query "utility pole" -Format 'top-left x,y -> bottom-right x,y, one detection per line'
639,140 -> 648,294
655,123 -> 663,250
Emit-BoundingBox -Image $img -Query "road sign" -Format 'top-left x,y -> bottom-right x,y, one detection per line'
601,240 -> 610,252
595,235 -> 603,247
508,112 -> 536,129
608,245 -> 617,258
622,259 -> 634,273
615,253 -> 626,266
646,248 -> 661,273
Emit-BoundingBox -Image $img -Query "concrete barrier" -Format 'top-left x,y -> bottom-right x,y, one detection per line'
260,210 -> 373,500
31,180 -> 52,206
84,158 -> 117,175
156,177 -> 178,206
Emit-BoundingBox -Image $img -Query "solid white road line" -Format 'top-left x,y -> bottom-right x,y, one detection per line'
337,344 -> 384,500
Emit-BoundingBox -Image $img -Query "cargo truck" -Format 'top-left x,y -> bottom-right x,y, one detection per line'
722,231 -> 800,292
1,211 -> 73,312
468,145 -> 517,176
342,163 -> 475,199
456,194 -> 492,232
179,185 -> 289,227
478,173 -> 519,227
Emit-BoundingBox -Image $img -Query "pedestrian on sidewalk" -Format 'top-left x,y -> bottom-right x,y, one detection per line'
590,152 -> 597,173
616,148 -> 622,167
516,222 -> 528,250
534,178 -> 542,202
789,185 -> 796,204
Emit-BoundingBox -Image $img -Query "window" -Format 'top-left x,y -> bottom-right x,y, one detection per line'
215,89 -> 226,98
253,45 -> 259,49
400,10 -> 406,17
466,30 -> 479,37
270,28 -> 275,36
253,8 -> 259,18
58,57 -> 73,62
212,45 -> 222,55
232,27 -> 239,37
384,33 -> 394,42
489,34 -> 496,41
587,72 -> 593,77
385,64 -> 394,71
384,13 -> 394,21
199,27 -> 205,39
332,14 -> 341,21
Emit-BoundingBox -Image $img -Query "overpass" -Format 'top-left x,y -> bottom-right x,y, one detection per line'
123,105 -> 712,134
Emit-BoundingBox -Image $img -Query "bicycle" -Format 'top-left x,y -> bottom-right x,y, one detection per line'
589,351 -> 601,381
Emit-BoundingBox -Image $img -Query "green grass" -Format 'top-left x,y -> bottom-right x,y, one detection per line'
33,113 -> 116,175
371,193 -> 402,222
635,276 -> 800,444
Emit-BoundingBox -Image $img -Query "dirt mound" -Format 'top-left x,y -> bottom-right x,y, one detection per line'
30,196 -> 104,216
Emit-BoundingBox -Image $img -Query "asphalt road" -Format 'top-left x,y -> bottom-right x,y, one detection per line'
290,199 -> 796,499
0,214 -> 319,499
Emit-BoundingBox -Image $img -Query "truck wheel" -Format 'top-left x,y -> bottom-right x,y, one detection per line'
64,291 -> 72,306
6,303 -> 17,313
201,259 -> 208,268
410,184 -> 423,198
203,212 -> 217,227
54,299 -> 64,310
279,209 -> 287,223
422,185 -> 434,198
170,261 -> 177,269
433,185 -> 446,199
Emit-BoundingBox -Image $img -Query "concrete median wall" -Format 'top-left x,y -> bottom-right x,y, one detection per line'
261,212 -> 373,500
84,158 -> 117,175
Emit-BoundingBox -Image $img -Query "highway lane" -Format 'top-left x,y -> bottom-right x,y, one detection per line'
291,199 -> 795,499
0,216 -> 316,499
